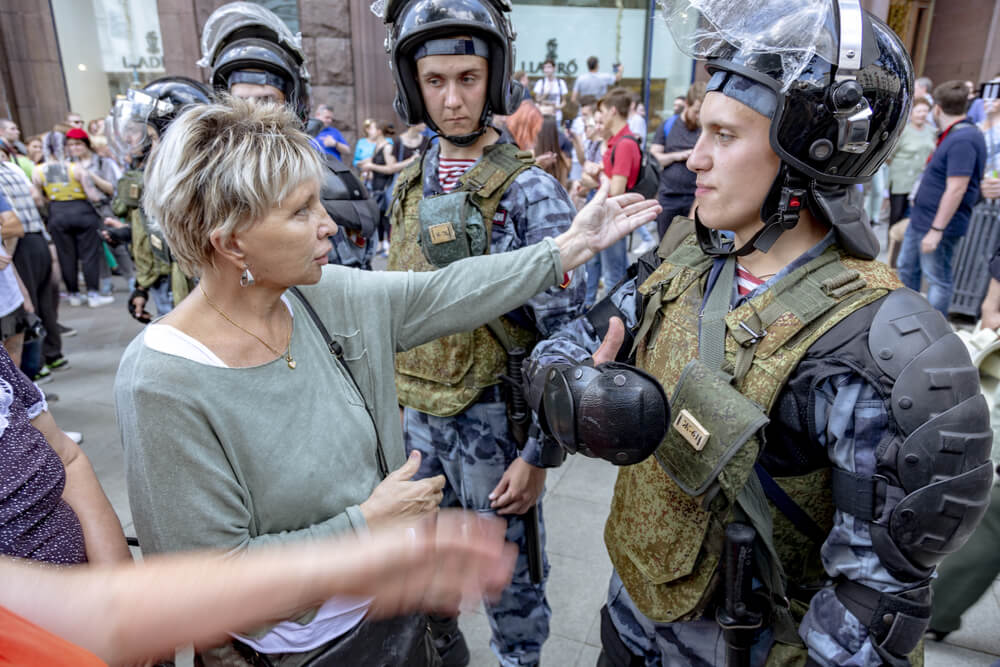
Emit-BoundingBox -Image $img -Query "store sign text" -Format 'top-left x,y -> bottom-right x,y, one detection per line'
519,60 -> 579,76
121,55 -> 163,70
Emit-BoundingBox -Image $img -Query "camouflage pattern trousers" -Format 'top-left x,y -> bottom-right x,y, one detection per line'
606,570 -> 774,666
403,401 -> 551,667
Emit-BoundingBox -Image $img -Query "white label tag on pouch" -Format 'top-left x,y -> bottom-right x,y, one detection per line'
673,409 -> 710,451
428,222 -> 457,245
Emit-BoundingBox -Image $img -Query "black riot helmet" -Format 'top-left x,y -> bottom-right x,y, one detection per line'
376,0 -> 523,146
321,155 -> 380,238
663,0 -> 913,259
140,77 -> 214,135
199,2 -> 311,121
108,77 -> 212,167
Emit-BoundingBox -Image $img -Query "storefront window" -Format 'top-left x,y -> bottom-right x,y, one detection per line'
509,0 -> 693,132
51,0 -> 166,124
49,0 -> 301,128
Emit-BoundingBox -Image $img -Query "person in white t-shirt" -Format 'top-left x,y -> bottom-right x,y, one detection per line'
532,60 -> 568,123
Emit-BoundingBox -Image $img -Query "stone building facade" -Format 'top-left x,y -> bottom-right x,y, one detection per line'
0,0 -> 395,144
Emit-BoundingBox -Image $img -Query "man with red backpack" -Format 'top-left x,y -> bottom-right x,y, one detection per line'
581,87 -> 643,306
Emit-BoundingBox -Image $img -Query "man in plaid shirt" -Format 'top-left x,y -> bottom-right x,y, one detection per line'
0,141 -> 64,375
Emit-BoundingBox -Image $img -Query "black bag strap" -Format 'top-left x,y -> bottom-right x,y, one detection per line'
288,286 -> 389,478
610,133 -> 644,166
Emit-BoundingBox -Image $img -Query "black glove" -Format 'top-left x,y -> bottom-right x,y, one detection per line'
103,225 -> 132,247
128,286 -> 152,324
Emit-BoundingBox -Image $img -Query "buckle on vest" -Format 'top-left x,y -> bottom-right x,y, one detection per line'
738,321 -> 767,346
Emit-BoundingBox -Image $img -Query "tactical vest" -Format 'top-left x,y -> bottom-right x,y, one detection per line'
40,163 -> 86,201
605,233 -> 902,662
112,169 -> 144,218
388,143 -> 538,417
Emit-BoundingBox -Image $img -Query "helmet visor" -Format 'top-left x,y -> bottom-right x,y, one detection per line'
198,2 -> 305,71
108,91 -> 170,163
660,0 -> 838,92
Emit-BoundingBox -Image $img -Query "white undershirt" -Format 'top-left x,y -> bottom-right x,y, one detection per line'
140,296 -> 373,653
142,296 -> 296,367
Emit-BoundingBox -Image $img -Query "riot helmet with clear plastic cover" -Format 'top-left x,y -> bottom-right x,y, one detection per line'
662,0 -> 913,259
374,0 -> 523,146
199,2 -> 311,121
109,77 -> 212,167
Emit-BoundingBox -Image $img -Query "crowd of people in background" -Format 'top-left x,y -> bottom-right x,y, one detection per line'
0,110 -> 129,391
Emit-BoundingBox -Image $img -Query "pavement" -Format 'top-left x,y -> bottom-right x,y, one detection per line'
49,225 -> 1000,666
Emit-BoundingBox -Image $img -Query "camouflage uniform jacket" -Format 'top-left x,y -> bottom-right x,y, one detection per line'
390,134 -> 584,465
527,232 -> 919,666
113,169 -> 190,304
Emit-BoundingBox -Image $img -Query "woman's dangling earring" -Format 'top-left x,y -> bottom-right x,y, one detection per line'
240,264 -> 255,288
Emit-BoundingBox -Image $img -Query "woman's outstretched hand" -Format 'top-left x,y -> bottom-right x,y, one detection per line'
358,511 -> 518,618
554,179 -> 661,272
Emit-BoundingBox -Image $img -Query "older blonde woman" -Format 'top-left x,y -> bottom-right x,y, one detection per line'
114,98 -> 658,666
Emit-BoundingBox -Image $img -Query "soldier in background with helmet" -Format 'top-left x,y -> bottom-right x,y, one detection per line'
108,77 -> 213,322
199,1 -> 378,270
524,1 -> 994,665
377,0 -> 586,664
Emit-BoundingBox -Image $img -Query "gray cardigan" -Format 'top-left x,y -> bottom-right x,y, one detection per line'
115,239 -> 564,556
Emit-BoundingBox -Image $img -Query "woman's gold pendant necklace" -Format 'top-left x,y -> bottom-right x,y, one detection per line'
200,285 -> 296,369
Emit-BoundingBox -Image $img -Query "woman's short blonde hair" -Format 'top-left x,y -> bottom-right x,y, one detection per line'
143,96 -> 324,276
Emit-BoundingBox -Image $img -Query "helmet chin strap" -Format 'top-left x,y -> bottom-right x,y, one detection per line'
695,165 -> 808,257
429,105 -> 493,147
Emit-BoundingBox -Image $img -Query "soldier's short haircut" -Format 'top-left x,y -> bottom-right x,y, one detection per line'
934,80 -> 972,116
143,95 -> 323,277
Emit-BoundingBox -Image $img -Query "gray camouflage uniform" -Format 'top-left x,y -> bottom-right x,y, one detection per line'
404,135 -> 584,667
327,228 -> 375,270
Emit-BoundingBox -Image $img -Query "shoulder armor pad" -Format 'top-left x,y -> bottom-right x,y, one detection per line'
869,288 -> 953,381
890,333 -> 982,435
862,289 -> 994,581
